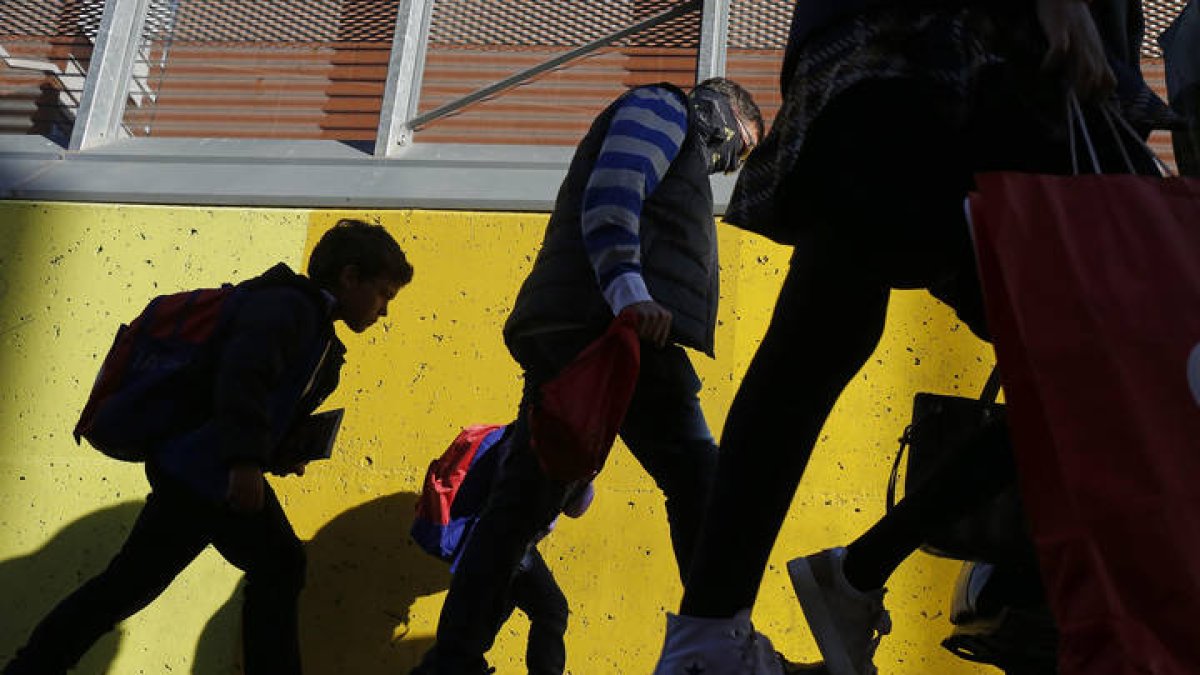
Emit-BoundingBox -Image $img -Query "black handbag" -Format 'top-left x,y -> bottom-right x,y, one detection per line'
886,368 -> 1035,564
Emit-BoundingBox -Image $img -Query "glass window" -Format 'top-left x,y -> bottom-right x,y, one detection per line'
121,0 -> 399,142
1142,0 -> 1188,171
413,0 -> 701,146
0,0 -> 102,144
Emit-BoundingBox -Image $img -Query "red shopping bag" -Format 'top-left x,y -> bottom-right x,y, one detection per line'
529,311 -> 641,482
970,170 -> 1200,675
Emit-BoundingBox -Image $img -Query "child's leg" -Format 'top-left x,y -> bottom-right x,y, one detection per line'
511,548 -> 569,675
4,482 -> 210,675
210,481 -> 306,675
432,417 -> 570,674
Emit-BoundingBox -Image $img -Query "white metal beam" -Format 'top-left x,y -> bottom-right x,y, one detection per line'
68,0 -> 151,150
375,0 -> 435,156
696,0 -> 731,82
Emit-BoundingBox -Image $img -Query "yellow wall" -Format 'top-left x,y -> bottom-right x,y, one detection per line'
0,201 -> 995,674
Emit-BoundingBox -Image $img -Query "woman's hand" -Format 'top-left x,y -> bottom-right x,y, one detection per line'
1037,0 -> 1117,101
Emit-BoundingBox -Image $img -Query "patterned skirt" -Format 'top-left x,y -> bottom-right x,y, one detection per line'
725,5 -> 1016,241
726,2 -> 1182,241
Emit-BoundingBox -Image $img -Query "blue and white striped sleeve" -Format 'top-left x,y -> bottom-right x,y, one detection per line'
582,86 -> 689,315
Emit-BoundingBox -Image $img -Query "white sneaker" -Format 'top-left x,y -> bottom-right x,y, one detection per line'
652,609 -> 786,675
787,548 -> 892,675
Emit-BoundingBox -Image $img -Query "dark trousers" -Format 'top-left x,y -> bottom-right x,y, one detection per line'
414,547 -> 569,675
4,466 -> 306,675
679,74 -> 1091,617
425,330 -> 719,673
508,549 -> 570,675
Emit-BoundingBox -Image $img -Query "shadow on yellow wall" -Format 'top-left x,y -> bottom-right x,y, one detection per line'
0,502 -> 142,675
0,214 -> 40,449
1,493 -> 455,675
194,492 -> 451,673
0,203 -> 996,674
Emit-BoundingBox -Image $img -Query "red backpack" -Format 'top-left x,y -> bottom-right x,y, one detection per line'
411,424 -> 509,563
73,285 -> 245,461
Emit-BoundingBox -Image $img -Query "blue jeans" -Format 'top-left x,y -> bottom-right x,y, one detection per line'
424,329 -> 718,673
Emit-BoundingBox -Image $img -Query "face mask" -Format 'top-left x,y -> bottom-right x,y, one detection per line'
689,87 -> 746,174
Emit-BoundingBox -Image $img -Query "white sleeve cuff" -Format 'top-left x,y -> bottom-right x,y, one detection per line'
604,272 -> 653,315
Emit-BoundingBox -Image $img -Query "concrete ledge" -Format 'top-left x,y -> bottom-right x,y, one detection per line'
0,136 -> 738,211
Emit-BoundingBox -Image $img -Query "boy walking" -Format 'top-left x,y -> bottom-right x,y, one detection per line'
413,426 -> 595,675
4,219 -> 413,675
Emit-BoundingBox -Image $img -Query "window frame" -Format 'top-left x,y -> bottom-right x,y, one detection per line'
0,0 -> 739,210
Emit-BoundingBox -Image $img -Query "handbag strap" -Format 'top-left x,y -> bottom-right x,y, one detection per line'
980,365 -> 1001,405
886,430 -> 911,510
886,365 -> 1000,510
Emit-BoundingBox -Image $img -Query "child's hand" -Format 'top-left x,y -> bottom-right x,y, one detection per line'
227,463 -> 265,512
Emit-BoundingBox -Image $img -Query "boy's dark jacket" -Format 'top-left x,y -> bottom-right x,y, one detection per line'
151,263 -> 346,501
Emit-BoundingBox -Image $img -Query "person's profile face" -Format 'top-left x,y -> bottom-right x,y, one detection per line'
335,266 -> 403,333
731,110 -> 759,172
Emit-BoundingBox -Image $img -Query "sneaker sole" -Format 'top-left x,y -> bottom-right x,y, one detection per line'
787,556 -> 858,675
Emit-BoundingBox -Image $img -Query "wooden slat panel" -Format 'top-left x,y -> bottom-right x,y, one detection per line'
123,41 -> 700,143
414,46 -> 696,146
7,8 -> 1188,149
123,39 -> 389,139
0,35 -> 90,137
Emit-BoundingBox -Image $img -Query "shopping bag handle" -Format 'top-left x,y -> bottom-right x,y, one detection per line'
1102,104 -> 1175,177
1067,93 -> 1174,177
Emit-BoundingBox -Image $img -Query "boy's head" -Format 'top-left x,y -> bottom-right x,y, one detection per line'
308,219 -> 414,333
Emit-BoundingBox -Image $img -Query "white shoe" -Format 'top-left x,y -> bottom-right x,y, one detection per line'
787,548 -> 892,675
652,609 -> 786,675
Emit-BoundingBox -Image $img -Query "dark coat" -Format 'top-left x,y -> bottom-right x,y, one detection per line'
151,264 -> 345,500
504,84 -> 720,357
783,0 -> 1155,100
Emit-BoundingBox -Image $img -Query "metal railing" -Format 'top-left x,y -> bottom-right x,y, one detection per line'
43,0 -> 728,154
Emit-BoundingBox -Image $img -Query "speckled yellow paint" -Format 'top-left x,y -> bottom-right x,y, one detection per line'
0,201 -> 994,674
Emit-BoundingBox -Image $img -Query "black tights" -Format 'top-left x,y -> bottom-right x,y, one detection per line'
681,77 -> 1071,617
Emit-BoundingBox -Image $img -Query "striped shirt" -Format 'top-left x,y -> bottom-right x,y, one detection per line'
582,85 -> 690,315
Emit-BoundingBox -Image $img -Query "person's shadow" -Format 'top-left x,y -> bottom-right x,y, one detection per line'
0,501 -> 144,674
194,491 -> 452,674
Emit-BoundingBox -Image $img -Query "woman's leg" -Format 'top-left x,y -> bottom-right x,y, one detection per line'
681,79 -> 972,619
680,231 -> 891,618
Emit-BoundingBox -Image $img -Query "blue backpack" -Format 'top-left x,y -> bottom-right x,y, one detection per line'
73,284 -> 246,461
411,424 -> 510,569
73,265 -> 329,464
